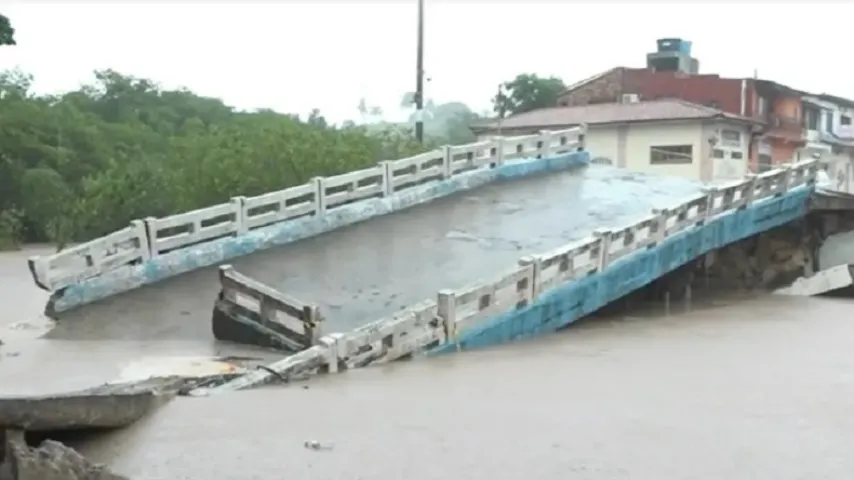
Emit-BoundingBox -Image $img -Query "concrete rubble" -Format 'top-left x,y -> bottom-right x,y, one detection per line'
1,429 -> 128,480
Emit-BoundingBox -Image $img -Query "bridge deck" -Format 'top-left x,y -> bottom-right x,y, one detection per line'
47,165 -> 704,341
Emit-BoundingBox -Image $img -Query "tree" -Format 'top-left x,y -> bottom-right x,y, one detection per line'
407,101 -> 479,145
0,15 -> 15,46
493,73 -> 567,117
0,69 -> 434,249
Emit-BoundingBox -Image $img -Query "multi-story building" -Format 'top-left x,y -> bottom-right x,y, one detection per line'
801,94 -> 854,190
556,38 -> 854,178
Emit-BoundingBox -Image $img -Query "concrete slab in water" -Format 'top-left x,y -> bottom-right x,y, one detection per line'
47,166 -> 704,341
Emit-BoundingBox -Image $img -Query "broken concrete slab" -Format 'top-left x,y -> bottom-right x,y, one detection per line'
774,264 -> 854,296
2,430 -> 128,480
189,346 -> 329,396
0,377 -> 183,432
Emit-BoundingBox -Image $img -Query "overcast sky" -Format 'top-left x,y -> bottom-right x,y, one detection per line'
1,1 -> 851,123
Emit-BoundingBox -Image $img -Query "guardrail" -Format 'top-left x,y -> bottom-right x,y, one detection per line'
194,159 -> 819,394
28,127 -> 587,292
213,265 -> 322,352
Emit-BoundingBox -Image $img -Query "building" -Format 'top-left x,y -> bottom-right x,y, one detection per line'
555,38 -> 854,177
802,94 -> 854,191
471,99 -> 760,183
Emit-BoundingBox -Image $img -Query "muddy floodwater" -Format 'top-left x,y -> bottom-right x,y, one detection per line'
3,248 -> 854,479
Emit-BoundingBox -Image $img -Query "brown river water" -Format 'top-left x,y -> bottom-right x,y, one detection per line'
3,247 -> 854,479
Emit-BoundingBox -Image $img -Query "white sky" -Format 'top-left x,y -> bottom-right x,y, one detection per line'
1,1 -> 851,123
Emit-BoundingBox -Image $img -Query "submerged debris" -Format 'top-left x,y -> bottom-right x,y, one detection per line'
1,430 -> 128,480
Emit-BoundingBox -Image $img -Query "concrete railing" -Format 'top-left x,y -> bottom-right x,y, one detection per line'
215,265 -> 322,351
28,127 -> 587,292
193,159 -> 820,394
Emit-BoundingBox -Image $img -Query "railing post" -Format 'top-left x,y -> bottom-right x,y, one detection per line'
129,219 -> 151,262
699,186 -> 717,217
318,332 -> 346,373
577,123 -> 588,151
313,177 -> 327,215
743,174 -> 758,205
780,165 -> 792,194
649,210 -> 667,247
437,289 -> 457,347
537,130 -> 552,158
592,229 -> 612,271
231,196 -> 247,235
380,161 -> 394,196
490,137 -> 504,168
441,145 -> 452,178
143,216 -> 159,257
518,255 -> 542,297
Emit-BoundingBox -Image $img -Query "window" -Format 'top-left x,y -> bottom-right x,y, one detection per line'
825,111 -> 834,132
803,107 -> 820,130
650,145 -> 693,164
713,149 -> 725,159
720,129 -> 741,148
842,115 -> 852,126
758,153 -> 773,172
730,151 -> 744,160
757,96 -> 768,117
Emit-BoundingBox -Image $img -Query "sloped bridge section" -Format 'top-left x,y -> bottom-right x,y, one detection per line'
193,160 -> 819,394
26,128 -> 588,314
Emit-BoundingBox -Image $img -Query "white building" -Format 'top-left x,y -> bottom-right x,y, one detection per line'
471,99 -> 760,183
800,94 -> 854,192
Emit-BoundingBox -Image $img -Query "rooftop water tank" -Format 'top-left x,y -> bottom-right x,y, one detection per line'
656,38 -> 692,56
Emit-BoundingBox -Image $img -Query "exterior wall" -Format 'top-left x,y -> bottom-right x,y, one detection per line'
624,122 -> 704,180
545,120 -> 751,182
584,127 -> 620,166
557,68 -> 749,117
766,95 -> 805,164
705,121 -> 751,181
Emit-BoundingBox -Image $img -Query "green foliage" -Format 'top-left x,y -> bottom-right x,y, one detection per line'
0,208 -> 22,250
0,14 -> 15,46
0,68 -> 445,247
493,73 -> 567,117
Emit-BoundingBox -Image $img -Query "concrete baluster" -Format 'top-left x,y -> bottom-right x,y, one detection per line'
313,177 -> 327,215
577,123 -> 588,151
130,219 -> 152,262
143,216 -> 160,257
490,137 -> 504,168
592,229 -> 613,271
318,332 -> 347,373
380,161 -> 394,196
650,209 -> 669,241
518,255 -> 542,298
537,130 -> 552,158
743,174 -> 758,206
700,186 -> 718,217
441,145 -> 453,178
437,289 -> 458,349
780,165 -> 793,194
231,196 -> 247,235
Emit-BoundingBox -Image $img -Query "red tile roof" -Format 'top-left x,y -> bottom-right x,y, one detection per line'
472,99 -> 758,132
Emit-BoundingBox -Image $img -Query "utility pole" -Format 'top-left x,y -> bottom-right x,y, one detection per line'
414,0 -> 425,143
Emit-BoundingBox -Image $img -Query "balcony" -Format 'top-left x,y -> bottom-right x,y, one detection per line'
767,113 -> 802,131
764,113 -> 805,142
819,125 -> 854,147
